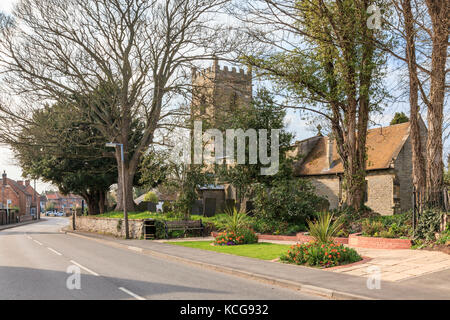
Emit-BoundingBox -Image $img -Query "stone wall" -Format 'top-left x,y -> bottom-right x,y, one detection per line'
308,176 -> 341,210
394,134 -> 413,213
307,171 -> 396,215
74,216 -> 145,239
366,172 -> 395,216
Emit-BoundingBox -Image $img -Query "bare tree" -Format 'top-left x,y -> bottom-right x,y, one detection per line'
0,0 -> 232,211
387,0 -> 449,199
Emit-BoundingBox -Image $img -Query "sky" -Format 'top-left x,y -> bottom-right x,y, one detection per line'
0,0 -> 51,191
0,0 -> 446,193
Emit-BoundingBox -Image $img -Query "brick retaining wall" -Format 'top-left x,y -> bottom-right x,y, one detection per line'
348,233 -> 412,249
211,232 -> 349,245
212,232 -> 412,249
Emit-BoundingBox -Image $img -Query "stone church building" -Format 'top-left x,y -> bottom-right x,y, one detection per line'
191,58 -> 253,214
190,58 -> 425,216
290,120 -> 428,216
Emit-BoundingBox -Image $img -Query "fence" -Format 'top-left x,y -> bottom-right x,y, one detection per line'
412,187 -> 449,234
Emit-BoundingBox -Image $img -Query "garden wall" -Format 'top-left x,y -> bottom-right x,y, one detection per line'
74,216 -> 145,239
211,232 -> 349,245
348,233 -> 412,249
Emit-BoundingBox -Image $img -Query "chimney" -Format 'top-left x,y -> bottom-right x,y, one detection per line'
326,136 -> 334,170
25,180 -> 30,187
2,171 -> 6,186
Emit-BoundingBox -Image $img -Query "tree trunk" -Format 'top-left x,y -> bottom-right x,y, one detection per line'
402,0 -> 427,195
114,142 -> 137,212
99,190 -> 107,215
114,164 -> 136,212
85,193 -> 100,215
425,0 -> 448,199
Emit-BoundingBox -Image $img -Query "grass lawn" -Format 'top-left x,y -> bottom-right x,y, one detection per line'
167,241 -> 291,261
97,211 -> 164,220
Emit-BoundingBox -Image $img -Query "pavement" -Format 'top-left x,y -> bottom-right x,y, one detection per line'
330,246 -> 450,282
0,219 -> 42,231
258,239 -> 450,283
0,217 -> 322,300
63,229 -> 450,300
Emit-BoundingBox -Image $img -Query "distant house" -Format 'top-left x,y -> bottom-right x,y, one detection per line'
0,171 -> 40,217
290,121 -> 428,216
46,192 -> 84,213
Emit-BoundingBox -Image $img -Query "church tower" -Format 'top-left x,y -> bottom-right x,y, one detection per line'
191,57 -> 252,127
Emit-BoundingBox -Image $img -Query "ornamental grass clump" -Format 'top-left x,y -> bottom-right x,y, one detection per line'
224,207 -> 249,234
307,212 -> 344,244
280,242 -> 362,268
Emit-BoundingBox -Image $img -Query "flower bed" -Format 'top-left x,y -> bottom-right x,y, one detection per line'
349,233 -> 412,249
280,242 -> 362,268
214,229 -> 258,246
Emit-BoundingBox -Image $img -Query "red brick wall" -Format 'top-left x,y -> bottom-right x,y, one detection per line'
211,232 -> 349,244
348,233 -> 412,249
1,186 -> 20,209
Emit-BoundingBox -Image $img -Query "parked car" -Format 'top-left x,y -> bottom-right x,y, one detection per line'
56,212 -> 65,217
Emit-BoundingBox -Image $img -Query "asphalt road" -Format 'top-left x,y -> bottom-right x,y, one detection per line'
0,217 -> 322,300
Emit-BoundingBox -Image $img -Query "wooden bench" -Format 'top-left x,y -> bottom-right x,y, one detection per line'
165,220 -> 204,238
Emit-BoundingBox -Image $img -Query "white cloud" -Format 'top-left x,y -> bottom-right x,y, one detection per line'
0,0 -> 15,14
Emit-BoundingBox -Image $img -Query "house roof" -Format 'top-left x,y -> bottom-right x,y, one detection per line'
135,190 -> 178,204
46,193 -> 83,201
5,178 -> 32,197
294,122 -> 411,176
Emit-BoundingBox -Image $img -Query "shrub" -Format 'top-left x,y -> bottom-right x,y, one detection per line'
307,213 -> 344,244
436,227 -> 450,245
162,201 -> 174,213
253,179 -> 327,226
416,209 -> 442,241
251,219 -> 289,235
362,220 -> 384,237
280,242 -> 362,268
240,228 -> 258,244
154,220 -> 167,239
361,212 -> 412,238
214,229 -> 257,246
143,191 -> 159,203
331,205 -> 379,235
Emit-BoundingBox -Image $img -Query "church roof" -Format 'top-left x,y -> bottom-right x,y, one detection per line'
293,122 -> 412,176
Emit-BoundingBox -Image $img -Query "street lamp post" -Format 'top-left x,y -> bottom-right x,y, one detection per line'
106,142 -> 129,239
34,179 -> 40,220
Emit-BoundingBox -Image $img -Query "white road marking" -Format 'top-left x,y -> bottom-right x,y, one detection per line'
33,240 -> 43,246
47,247 -> 63,256
118,287 -> 146,300
128,246 -> 143,253
27,236 -> 32,240
69,260 -> 100,276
